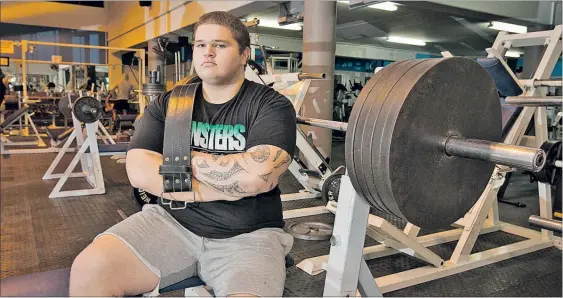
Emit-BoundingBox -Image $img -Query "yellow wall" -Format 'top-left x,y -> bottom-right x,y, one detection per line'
106,1 -> 255,49
0,1 -> 107,31
105,0 -> 269,88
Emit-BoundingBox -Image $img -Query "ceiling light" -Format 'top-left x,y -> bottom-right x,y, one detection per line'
368,2 -> 397,11
258,19 -> 302,31
387,36 -> 426,46
505,51 -> 521,58
338,1 -> 398,11
489,21 -> 527,34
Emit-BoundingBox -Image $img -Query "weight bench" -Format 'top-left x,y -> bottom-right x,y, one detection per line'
0,106 -> 47,153
0,255 -> 295,296
84,143 -> 129,156
0,106 -> 29,133
115,114 -> 138,132
45,127 -> 74,145
476,57 -> 523,97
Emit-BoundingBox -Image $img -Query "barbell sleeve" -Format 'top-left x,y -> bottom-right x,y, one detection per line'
528,215 -> 562,233
444,136 -> 546,172
533,79 -> 562,87
505,96 -> 563,107
296,116 -> 347,131
297,73 -> 326,80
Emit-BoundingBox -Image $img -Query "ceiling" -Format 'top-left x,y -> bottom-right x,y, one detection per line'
234,1 -> 549,57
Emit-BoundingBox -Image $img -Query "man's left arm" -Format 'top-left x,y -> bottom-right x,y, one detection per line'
191,145 -> 292,200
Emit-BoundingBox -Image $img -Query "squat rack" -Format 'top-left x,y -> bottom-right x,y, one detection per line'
296,25 -> 562,296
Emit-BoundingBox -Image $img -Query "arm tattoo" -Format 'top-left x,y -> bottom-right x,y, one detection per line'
258,171 -> 273,183
273,149 -> 282,162
196,159 -> 210,168
207,181 -> 246,195
250,145 -> 270,163
212,154 -> 221,161
201,160 -> 247,181
219,156 -> 231,167
274,154 -> 291,169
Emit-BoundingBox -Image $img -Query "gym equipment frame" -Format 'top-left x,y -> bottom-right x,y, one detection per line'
246,69 -> 342,220
297,25 -> 562,297
43,95 -> 126,199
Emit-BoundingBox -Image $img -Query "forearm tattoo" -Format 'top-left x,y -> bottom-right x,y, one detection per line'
250,145 -> 270,163
219,157 -> 231,167
201,160 -> 247,182
273,149 -> 282,162
196,159 -> 210,168
274,154 -> 291,169
207,181 -> 247,195
258,171 -> 273,183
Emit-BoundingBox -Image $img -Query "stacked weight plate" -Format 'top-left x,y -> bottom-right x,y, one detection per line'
345,57 -> 502,229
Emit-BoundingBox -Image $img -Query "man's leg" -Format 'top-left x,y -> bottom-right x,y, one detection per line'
69,235 -> 159,296
199,228 -> 294,297
70,204 -> 202,296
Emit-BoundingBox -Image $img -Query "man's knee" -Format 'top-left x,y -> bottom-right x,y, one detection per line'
69,235 -> 159,296
69,236 -> 127,296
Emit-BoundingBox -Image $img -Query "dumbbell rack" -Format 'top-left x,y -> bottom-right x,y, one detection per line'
299,25 -> 562,297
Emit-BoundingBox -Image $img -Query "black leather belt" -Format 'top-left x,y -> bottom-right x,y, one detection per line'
159,77 -> 200,209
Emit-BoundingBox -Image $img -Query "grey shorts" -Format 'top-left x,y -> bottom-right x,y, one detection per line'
95,204 -> 294,297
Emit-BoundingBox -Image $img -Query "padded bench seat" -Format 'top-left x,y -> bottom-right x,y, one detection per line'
45,127 -> 74,142
84,143 -> 130,154
0,255 -> 295,296
0,107 -> 29,133
476,57 -> 523,97
0,267 -> 205,296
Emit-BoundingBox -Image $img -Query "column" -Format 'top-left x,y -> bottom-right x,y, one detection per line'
301,0 -> 337,162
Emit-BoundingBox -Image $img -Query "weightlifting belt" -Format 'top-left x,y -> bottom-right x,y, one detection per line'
159,80 -> 200,209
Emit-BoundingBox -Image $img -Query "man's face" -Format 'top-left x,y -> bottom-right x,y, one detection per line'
193,24 -> 249,85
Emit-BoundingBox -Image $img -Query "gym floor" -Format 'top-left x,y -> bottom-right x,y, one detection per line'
1,140 -> 561,297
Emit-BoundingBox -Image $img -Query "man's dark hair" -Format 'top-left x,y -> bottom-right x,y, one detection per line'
193,11 -> 250,54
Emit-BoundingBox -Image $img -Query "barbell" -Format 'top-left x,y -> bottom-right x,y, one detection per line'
342,57 -> 547,229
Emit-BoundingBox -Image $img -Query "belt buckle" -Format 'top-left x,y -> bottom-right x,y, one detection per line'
160,197 -> 188,210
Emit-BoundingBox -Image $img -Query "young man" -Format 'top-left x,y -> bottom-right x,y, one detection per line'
69,11 -> 297,297
105,73 -> 136,123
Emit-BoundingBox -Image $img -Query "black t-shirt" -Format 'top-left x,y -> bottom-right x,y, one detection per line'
129,79 -> 297,239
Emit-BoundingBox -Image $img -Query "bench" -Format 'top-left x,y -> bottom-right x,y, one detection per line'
0,106 -> 29,133
45,127 -> 74,143
0,255 -> 294,296
476,57 -> 523,97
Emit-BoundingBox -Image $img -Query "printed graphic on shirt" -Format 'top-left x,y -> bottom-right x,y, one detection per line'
191,121 -> 246,152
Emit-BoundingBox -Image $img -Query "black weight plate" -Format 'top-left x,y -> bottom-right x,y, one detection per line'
351,61 -> 411,213
534,140 -> 562,184
73,96 -> 103,123
374,57 -> 501,229
345,63 -> 395,209
58,94 -> 78,119
322,172 -> 344,202
372,59 -> 435,218
358,60 -> 427,217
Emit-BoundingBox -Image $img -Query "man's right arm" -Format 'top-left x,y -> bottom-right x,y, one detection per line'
127,149 -> 251,202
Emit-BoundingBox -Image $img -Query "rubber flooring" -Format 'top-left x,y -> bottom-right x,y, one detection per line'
0,141 -> 561,297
